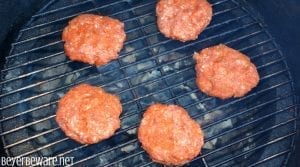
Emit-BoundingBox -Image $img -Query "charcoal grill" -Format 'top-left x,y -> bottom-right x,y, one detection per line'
0,0 -> 298,166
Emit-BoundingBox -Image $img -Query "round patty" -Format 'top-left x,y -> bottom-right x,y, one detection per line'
194,44 -> 260,99
138,104 -> 204,165
156,0 -> 212,42
56,84 -> 122,144
62,14 -> 126,66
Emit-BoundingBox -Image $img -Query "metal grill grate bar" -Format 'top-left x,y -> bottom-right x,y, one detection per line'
2,51 -> 288,155
0,21 -> 260,111
9,81 -> 290,160
204,104 -> 296,142
188,80 -> 293,120
62,100 -> 298,167
1,1 -> 297,166
13,5 -> 235,50
10,81 -> 293,162
200,118 -> 296,158
9,3 -> 157,58
0,20 -> 246,97
139,118 -> 295,167
2,6 -> 244,85
101,150 -> 145,167
202,158 -> 209,167
13,138 -> 70,159
108,134 -> 296,167
3,127 -> 60,149
33,0 -> 230,20
11,21 -> 157,49
0,47 -> 283,126
126,106 -> 297,167
32,0 -> 93,18
119,58 -> 286,107
6,10 -> 246,73
10,40 -> 62,57
248,150 -> 291,167
0,49 -> 287,148
6,0 -> 236,69
13,29 -> 61,46
99,52 -> 288,122
0,115 -> 55,136
211,133 -> 296,167
19,1 -> 125,32
0,101 -> 57,123
2,51 -> 64,72
202,94 -> 294,130
0,37 -> 279,132
31,139 -> 138,167
3,11 -> 245,74
19,0 -> 229,33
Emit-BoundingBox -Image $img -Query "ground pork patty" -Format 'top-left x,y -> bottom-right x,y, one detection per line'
194,44 -> 260,99
62,14 -> 126,66
156,0 -> 212,42
138,104 -> 204,165
55,84 -> 122,144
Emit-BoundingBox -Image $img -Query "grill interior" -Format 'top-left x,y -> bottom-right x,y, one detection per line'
0,0 -> 298,166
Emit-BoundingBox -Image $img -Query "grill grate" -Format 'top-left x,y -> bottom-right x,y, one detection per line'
0,0 -> 298,166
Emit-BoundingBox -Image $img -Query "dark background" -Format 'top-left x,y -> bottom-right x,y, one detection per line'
0,0 -> 299,166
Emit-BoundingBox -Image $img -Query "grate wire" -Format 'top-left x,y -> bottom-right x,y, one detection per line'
0,0 -> 297,167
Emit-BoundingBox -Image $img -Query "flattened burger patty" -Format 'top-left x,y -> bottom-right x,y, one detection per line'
138,104 -> 204,165
194,44 -> 260,99
156,0 -> 212,42
62,14 -> 126,66
56,84 -> 122,144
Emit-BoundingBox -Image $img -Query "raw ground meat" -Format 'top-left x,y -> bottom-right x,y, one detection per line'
55,84 -> 122,144
62,14 -> 126,66
156,0 -> 212,42
138,104 -> 204,165
194,44 -> 260,99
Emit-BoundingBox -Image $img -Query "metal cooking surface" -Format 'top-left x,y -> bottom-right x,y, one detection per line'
0,0 -> 297,166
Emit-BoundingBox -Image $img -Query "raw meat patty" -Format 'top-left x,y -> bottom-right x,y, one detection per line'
194,44 -> 260,99
62,14 -> 126,66
56,84 -> 122,144
156,0 -> 212,42
138,104 -> 204,165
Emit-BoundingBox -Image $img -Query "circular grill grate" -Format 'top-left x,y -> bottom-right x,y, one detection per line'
0,0 -> 298,166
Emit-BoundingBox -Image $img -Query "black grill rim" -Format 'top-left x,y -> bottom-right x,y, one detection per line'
0,0 -> 298,166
